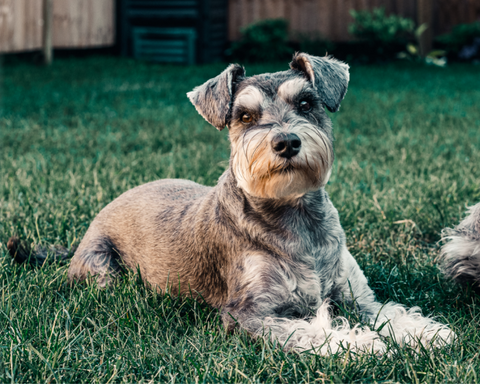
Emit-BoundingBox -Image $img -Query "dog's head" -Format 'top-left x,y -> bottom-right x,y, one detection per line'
188,53 -> 349,199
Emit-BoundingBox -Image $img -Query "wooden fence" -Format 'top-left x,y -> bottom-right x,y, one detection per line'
2,0 -> 479,54
0,0 -> 115,53
228,0 -> 480,42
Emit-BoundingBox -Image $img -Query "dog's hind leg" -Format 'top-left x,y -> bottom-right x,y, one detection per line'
68,234 -> 123,287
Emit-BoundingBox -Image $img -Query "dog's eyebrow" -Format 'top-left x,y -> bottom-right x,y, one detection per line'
277,78 -> 310,102
234,86 -> 264,111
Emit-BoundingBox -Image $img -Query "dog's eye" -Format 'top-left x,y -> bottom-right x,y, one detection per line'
241,113 -> 253,123
299,100 -> 312,112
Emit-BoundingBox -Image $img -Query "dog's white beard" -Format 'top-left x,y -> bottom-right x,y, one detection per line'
233,125 -> 333,199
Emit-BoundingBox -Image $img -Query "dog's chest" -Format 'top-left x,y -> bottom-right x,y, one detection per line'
273,239 -> 343,316
282,258 -> 322,311
237,190 -> 345,316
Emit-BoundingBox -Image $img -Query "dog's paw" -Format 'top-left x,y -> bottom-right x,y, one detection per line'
375,305 -> 455,349
262,302 -> 387,355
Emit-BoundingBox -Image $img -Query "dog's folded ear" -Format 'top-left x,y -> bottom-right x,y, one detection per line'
290,53 -> 349,113
187,64 -> 245,130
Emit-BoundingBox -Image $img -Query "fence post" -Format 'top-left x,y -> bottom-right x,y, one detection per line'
417,0 -> 433,57
43,0 -> 53,65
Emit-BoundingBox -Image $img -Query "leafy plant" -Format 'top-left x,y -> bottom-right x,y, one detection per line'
349,7 -> 414,60
437,22 -> 480,61
397,24 -> 447,67
229,19 -> 292,63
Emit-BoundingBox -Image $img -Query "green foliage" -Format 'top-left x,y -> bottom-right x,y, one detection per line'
1,57 -> 480,382
397,24 -> 447,66
349,8 -> 415,60
349,7 -> 414,44
437,22 -> 480,59
229,19 -> 292,63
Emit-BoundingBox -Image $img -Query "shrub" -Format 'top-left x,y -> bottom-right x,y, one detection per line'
437,22 -> 480,61
396,24 -> 447,67
229,19 -> 292,63
349,7 -> 414,61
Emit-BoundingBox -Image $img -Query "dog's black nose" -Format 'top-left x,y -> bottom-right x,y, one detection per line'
271,133 -> 302,158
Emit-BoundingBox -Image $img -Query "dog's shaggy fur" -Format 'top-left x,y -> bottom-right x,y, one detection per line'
439,203 -> 480,289
8,53 -> 454,354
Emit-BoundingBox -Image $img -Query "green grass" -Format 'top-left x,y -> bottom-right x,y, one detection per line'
1,56 -> 479,383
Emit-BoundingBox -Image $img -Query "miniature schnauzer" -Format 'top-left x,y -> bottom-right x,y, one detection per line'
8,53 -> 454,354
440,203 -> 480,290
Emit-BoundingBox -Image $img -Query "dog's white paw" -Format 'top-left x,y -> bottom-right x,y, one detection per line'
374,304 -> 455,349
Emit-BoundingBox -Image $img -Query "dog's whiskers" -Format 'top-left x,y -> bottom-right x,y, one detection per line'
243,129 -> 264,164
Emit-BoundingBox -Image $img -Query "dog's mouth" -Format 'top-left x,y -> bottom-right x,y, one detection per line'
271,162 -> 299,175
254,162 -> 298,179
278,164 -> 296,174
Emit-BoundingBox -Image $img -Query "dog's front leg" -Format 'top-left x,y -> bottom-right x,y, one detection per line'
221,253 -> 384,354
333,247 -> 454,348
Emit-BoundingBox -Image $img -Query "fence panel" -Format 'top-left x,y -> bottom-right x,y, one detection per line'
0,0 -> 43,52
0,0 -> 115,53
53,0 -> 115,48
436,0 -> 480,35
228,0 -> 480,41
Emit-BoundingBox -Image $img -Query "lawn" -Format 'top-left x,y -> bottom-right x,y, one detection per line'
0,56 -> 479,383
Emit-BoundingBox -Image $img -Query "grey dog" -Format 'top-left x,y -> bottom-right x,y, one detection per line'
8,53 -> 453,354
440,203 -> 480,290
